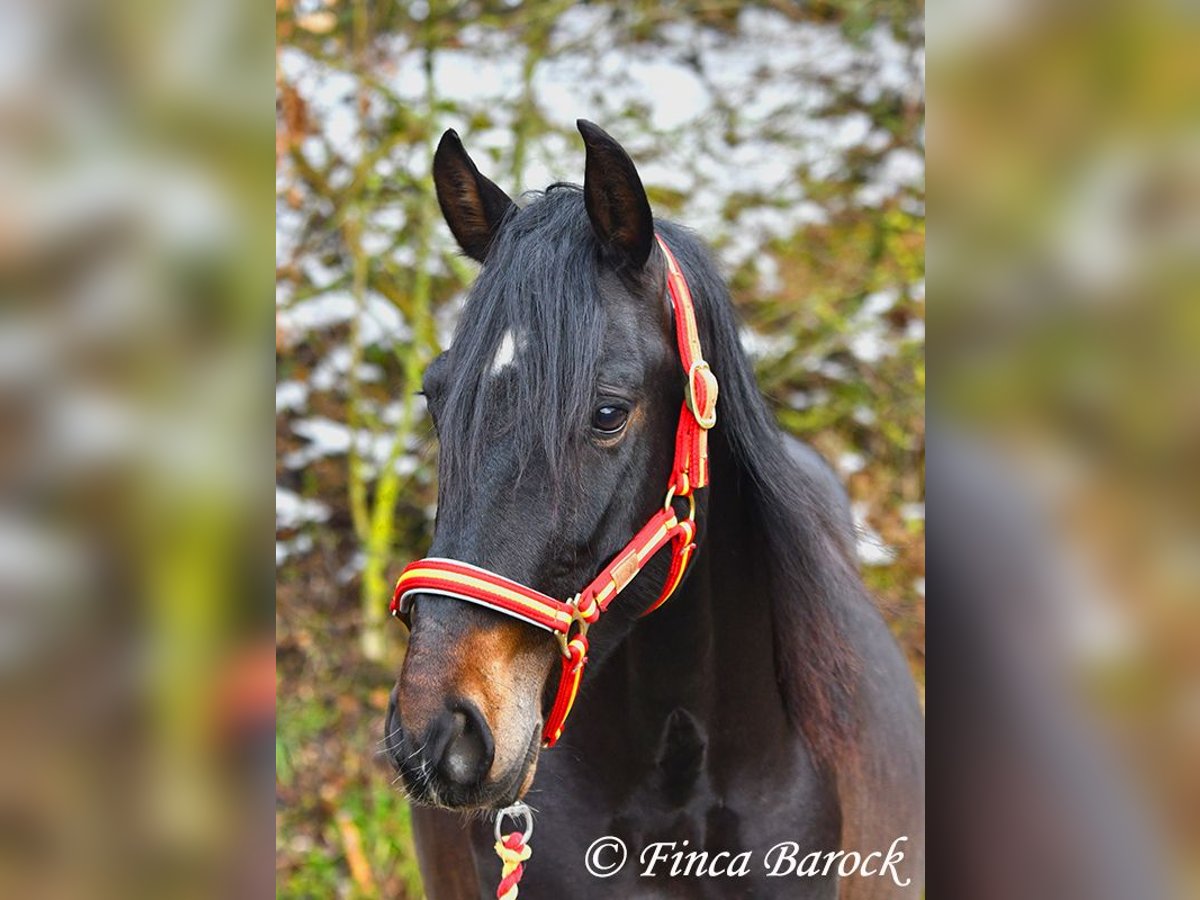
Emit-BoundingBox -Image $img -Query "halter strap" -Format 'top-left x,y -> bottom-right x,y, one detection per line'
391,234 -> 717,747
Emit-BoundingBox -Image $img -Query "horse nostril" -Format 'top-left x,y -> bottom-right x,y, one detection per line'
436,701 -> 493,789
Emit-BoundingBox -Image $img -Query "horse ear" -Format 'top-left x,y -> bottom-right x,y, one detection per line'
578,119 -> 654,269
433,129 -> 515,263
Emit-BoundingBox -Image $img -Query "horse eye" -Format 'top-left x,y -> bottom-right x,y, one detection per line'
591,404 -> 629,435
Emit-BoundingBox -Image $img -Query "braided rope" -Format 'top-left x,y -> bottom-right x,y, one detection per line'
494,832 -> 531,900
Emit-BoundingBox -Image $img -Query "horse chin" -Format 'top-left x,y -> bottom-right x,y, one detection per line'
508,726 -> 543,801
469,722 -> 542,812
483,721 -> 542,810
516,756 -> 538,798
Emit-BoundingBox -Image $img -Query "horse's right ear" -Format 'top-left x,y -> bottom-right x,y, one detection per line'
432,129 -> 515,263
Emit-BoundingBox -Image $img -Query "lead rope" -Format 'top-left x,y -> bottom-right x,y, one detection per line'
494,802 -> 534,900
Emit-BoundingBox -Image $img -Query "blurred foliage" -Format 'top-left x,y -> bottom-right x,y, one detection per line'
276,1 -> 923,895
3,0 -> 274,896
932,2 -> 1199,892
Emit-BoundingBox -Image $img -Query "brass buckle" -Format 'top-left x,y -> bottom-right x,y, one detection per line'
685,360 -> 718,429
555,594 -> 591,658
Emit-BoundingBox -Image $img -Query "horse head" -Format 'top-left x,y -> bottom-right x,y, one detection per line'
385,121 -> 697,809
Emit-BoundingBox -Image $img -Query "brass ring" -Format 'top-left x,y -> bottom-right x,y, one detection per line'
664,485 -> 696,522
555,595 -> 590,657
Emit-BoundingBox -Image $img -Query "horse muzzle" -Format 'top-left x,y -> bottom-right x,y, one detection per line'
384,594 -> 553,809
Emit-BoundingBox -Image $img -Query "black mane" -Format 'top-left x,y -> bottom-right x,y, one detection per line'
441,187 -> 859,760
657,218 -> 860,762
438,185 -> 606,498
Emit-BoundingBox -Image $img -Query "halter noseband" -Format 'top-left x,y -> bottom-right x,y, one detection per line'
390,235 -> 719,747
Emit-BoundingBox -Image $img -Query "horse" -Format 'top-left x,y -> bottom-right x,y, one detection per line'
383,120 -> 924,899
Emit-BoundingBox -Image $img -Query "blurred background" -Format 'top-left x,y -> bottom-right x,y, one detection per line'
274,1 -> 924,897
2,0 -> 273,898
931,0 -> 1198,896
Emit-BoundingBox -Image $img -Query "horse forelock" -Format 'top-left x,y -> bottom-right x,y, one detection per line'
437,186 -> 608,507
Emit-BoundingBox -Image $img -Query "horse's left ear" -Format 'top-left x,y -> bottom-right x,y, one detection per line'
578,119 -> 654,269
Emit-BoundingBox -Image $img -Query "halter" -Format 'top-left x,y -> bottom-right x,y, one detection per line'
390,234 -> 718,748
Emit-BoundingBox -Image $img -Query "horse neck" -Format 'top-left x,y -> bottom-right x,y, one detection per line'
589,443 -> 797,762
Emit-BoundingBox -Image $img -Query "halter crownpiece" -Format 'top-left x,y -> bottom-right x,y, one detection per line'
391,234 -> 718,747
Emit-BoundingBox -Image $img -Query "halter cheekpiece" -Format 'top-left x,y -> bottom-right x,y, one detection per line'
391,234 -> 718,747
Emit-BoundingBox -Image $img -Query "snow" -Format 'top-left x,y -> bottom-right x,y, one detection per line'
276,486 -> 330,530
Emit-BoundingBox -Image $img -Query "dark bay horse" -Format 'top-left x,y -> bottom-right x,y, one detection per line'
384,121 -> 924,898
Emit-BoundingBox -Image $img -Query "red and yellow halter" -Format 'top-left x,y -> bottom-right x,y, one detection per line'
391,234 -> 718,748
